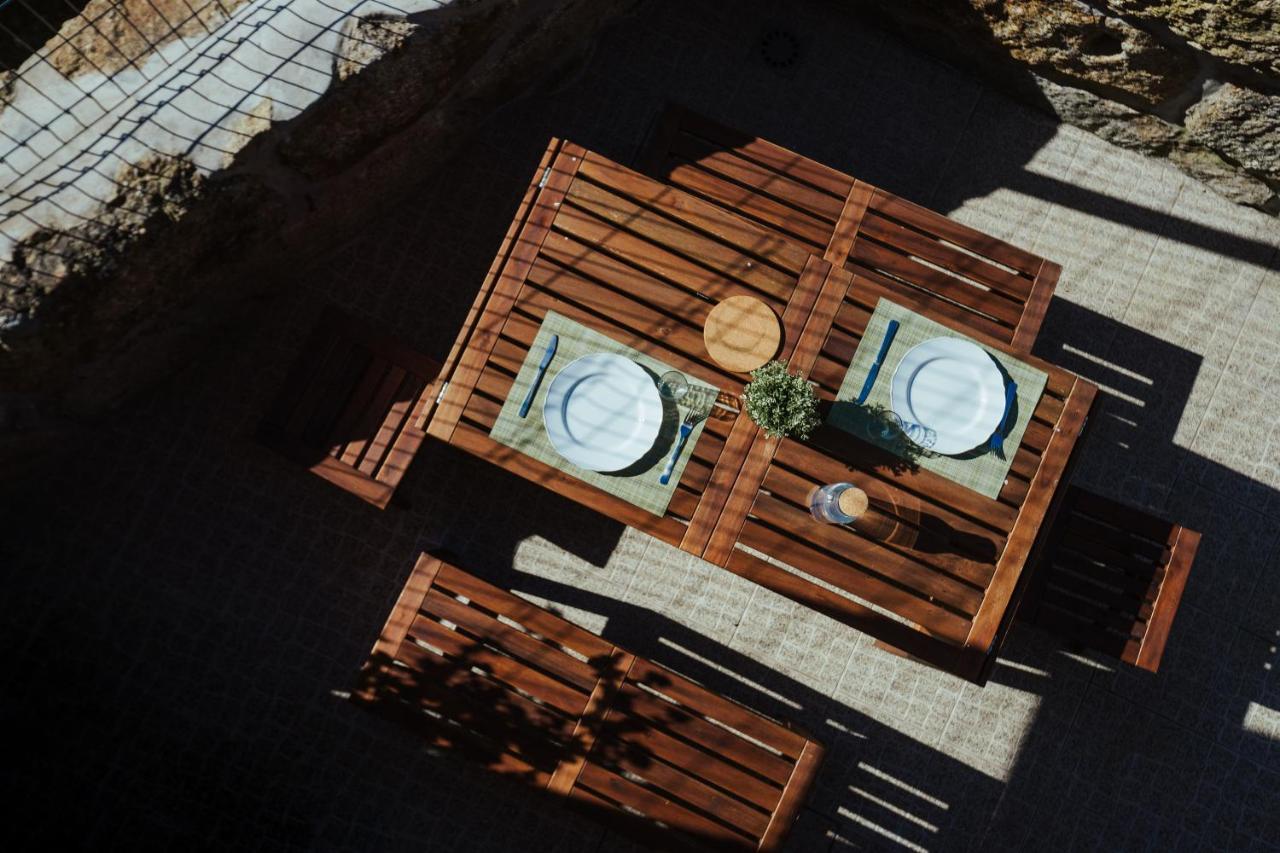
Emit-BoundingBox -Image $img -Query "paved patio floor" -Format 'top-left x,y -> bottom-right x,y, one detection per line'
4,1 -> 1279,850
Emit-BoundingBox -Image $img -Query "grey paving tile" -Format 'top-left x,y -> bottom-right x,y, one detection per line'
728,582 -> 862,698
832,641 -> 965,749
621,537 -> 756,645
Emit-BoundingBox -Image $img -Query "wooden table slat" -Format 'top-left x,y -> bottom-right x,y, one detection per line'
869,189 -> 1043,276
732,522 -> 974,644
565,175 -> 801,298
858,209 -> 1035,300
850,237 -> 1026,329
762,464 -> 998,587
962,378 -> 1098,677
578,151 -> 811,276
661,156 -> 833,250
647,104 -> 855,199
665,130 -> 847,220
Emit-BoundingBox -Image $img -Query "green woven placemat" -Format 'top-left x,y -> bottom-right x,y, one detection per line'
826,298 -> 1048,499
490,311 -> 716,517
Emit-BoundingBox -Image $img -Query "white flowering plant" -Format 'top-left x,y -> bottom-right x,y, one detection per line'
742,360 -> 820,440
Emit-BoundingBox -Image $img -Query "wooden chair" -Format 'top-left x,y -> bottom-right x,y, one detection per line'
356,554 -> 825,852
258,306 -> 441,509
639,104 -> 1059,351
1020,486 -> 1201,672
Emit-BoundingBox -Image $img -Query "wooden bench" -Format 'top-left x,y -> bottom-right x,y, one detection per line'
1019,487 -> 1201,672
640,104 -> 1059,351
258,306 -> 441,509
356,554 -> 825,851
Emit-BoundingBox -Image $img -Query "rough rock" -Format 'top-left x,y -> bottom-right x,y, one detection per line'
1,0 -> 638,418
1035,76 -> 1183,152
1109,0 -> 1280,77
985,1 -> 1199,106
48,0 -> 253,78
336,16 -> 421,82
279,0 -> 633,179
1184,82 -> 1280,180
1014,75 -> 1278,208
0,156 -> 287,402
864,0 -> 1199,108
280,6 -> 506,178
1,155 -> 204,322
860,0 -> 1278,213
1168,141 -> 1280,207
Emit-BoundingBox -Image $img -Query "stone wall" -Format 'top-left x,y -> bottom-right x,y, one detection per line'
859,0 -> 1280,213
0,0 -> 638,444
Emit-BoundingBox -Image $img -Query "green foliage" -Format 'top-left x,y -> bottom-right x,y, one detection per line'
742,360 -> 820,440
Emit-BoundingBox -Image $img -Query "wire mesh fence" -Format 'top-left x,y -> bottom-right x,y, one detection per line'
0,0 -> 429,288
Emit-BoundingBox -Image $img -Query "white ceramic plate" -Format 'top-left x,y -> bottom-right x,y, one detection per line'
543,353 -> 663,472
889,337 -> 1006,455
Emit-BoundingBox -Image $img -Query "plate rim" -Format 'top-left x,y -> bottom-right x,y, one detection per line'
541,352 -> 663,472
888,336 -> 1006,455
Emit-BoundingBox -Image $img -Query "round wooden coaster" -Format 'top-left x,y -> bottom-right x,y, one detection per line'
703,295 -> 782,373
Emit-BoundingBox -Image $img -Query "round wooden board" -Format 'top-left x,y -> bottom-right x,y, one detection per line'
703,295 -> 782,373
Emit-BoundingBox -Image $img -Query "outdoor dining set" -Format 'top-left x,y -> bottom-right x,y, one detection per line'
257,105 -> 1202,850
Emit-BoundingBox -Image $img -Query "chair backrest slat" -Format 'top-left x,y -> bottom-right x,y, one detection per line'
257,306 -> 441,508
1023,486 -> 1200,672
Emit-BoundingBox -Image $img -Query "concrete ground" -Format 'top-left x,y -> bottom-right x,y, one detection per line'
4,1 -> 1279,850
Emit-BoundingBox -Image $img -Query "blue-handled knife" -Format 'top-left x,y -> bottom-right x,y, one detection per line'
518,334 -> 558,418
988,379 -> 1018,459
855,319 -> 900,405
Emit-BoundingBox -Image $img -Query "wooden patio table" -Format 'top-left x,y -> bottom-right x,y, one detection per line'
424,138 -> 1096,684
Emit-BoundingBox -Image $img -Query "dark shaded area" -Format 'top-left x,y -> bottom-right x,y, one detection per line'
0,0 -> 92,71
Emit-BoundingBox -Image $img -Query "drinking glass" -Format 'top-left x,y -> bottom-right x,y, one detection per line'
900,420 -> 938,449
865,411 -> 937,450
658,370 -> 689,402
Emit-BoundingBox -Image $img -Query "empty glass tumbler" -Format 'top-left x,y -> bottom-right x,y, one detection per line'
809,482 -> 869,524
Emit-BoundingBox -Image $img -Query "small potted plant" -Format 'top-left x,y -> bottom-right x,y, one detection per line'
742,360 -> 820,440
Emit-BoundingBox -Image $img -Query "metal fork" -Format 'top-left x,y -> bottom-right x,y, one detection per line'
659,391 -> 712,485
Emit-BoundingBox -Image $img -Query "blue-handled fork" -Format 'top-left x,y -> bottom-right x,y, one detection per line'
660,390 -> 712,485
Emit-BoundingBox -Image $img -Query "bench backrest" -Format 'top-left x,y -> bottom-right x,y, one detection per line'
356,554 -> 824,851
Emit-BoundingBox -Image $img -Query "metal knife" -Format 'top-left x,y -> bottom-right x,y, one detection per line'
855,319 -> 900,405
988,379 -> 1018,459
518,334 -> 558,418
